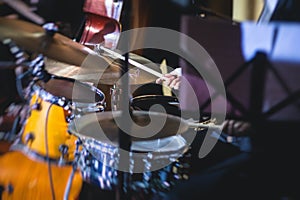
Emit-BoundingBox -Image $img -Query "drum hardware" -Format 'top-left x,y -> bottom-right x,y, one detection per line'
31,102 -> 41,110
59,144 -> 69,166
66,114 -> 75,124
114,47 -> 131,200
64,139 -> 82,200
23,132 -> 35,144
30,54 -> 52,83
1,38 -> 28,65
42,22 -> 58,37
110,83 -> 123,111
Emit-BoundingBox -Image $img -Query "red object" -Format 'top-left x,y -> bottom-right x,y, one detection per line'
80,0 -> 122,48
79,12 -> 121,47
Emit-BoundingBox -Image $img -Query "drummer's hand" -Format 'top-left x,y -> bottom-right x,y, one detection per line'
156,68 -> 181,90
221,119 -> 252,137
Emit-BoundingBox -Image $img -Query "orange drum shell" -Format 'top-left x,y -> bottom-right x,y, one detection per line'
21,93 -> 77,161
0,151 -> 83,200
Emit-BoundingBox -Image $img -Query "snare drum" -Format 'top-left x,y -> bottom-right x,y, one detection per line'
68,111 -> 191,195
17,75 -> 105,162
77,136 -> 190,193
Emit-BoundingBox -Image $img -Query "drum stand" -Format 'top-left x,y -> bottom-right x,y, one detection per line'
63,140 -> 82,200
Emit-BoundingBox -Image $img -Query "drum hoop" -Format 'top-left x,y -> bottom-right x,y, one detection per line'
32,76 -> 105,110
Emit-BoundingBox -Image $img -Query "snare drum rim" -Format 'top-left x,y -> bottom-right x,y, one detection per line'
32,75 -> 106,111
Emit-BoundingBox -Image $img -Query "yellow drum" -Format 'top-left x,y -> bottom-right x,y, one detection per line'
0,151 -> 83,200
17,75 -> 105,162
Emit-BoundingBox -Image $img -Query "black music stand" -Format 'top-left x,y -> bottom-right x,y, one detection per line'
179,16 -> 300,151
177,16 -> 300,198
179,16 -> 300,121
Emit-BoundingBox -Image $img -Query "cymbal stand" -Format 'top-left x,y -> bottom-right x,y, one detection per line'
116,0 -> 132,199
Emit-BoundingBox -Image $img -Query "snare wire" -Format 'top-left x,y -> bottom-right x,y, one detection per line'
44,102 -> 56,200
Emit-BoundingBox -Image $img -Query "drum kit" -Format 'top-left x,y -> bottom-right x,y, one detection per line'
0,16 -> 218,200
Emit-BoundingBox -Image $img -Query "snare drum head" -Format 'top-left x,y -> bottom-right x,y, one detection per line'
68,110 -> 188,144
131,135 -> 187,152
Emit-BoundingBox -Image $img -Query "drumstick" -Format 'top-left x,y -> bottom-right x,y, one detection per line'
187,121 -> 223,130
3,0 -> 45,25
99,46 -> 164,78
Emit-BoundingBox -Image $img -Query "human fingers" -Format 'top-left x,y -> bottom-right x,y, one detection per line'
169,76 -> 181,90
236,122 -> 251,136
221,120 -> 235,135
156,74 -> 177,85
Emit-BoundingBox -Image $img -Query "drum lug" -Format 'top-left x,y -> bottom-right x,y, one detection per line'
24,132 -> 35,144
31,102 -> 41,110
66,114 -> 75,123
7,183 -> 13,194
58,144 -> 69,165
96,104 -> 106,112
